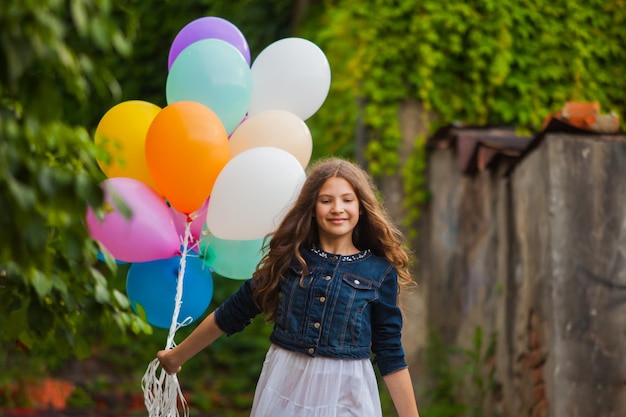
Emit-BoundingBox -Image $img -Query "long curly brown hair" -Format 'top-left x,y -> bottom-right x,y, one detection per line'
252,157 -> 413,322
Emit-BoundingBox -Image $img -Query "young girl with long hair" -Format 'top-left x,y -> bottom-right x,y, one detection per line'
157,157 -> 420,417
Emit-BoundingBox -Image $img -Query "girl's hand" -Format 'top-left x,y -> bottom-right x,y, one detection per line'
157,349 -> 183,375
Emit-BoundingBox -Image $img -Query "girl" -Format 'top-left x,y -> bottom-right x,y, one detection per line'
158,157 -> 420,417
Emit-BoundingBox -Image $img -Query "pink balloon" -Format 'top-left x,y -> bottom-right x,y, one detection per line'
86,177 -> 180,262
170,198 -> 209,245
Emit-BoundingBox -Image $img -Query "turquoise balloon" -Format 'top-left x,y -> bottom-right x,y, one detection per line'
200,231 -> 266,280
166,39 -> 252,134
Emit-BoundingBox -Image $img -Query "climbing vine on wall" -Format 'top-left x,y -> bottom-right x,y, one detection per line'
304,0 -> 626,226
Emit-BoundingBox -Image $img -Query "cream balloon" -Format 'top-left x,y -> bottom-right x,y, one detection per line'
229,110 -> 312,168
206,147 -> 306,240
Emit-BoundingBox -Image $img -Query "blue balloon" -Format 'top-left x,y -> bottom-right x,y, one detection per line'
166,38 -> 252,134
126,255 -> 213,329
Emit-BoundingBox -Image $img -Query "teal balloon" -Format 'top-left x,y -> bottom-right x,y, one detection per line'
166,38 -> 252,134
200,231 -> 266,280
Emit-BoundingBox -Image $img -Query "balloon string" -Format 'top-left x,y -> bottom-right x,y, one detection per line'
141,220 -> 193,417
166,219 -> 192,349
141,360 -> 188,417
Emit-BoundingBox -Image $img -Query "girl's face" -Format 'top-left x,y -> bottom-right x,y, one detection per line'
315,177 -> 360,244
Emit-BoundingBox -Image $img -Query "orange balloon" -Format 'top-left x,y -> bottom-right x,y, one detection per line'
145,101 -> 229,214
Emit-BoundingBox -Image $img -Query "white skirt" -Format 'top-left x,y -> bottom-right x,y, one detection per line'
250,344 -> 383,417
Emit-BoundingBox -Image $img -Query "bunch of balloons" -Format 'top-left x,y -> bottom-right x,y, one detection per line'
86,16 -> 331,331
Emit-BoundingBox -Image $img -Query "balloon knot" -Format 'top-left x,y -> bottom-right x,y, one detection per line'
186,215 -> 193,223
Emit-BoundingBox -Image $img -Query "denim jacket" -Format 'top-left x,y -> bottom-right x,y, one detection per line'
214,246 -> 407,376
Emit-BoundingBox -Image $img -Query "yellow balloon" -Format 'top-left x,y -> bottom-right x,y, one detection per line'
95,100 -> 162,193
228,109 -> 312,168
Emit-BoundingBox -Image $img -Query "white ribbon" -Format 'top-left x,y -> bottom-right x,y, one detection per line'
141,218 -> 195,417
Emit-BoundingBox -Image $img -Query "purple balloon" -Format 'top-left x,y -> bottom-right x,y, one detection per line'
86,177 -> 180,263
168,16 -> 251,69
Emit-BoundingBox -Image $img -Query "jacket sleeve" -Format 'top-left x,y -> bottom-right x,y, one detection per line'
214,279 -> 263,336
370,266 -> 408,376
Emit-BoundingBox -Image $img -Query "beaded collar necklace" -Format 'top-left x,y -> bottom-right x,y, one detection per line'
310,245 -> 370,262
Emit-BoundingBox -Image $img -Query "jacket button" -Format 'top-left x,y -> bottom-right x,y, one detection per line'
332,256 -> 339,260
324,275 -> 331,280
308,348 -> 315,354
319,296 -> 326,303
313,322 -> 321,329
354,279 -> 360,285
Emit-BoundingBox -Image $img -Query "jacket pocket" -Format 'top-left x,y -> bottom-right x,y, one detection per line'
342,274 -> 373,290
336,274 -> 375,346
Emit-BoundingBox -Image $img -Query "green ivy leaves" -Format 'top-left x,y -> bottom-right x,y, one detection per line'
305,0 -> 626,232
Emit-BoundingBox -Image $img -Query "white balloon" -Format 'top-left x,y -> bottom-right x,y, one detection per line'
248,37 -> 331,120
206,147 -> 306,240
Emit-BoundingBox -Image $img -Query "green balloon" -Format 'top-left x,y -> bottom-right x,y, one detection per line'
199,231 -> 266,280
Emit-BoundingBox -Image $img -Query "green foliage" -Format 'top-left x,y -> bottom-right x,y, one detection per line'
0,0 -> 151,384
422,327 -> 500,417
314,0 -> 626,136
459,327 -> 500,417
421,328 -> 466,417
304,0 -> 626,229
402,135 -> 429,234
